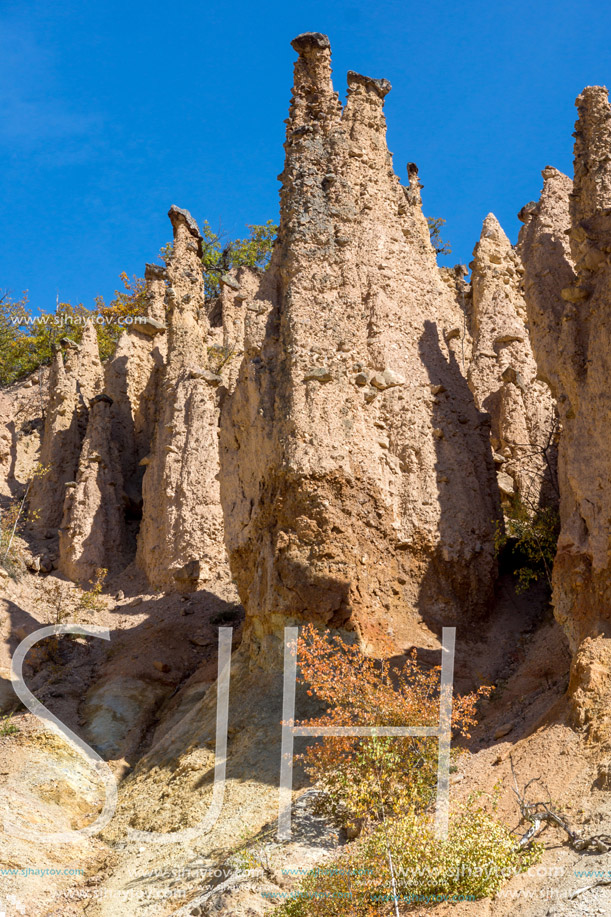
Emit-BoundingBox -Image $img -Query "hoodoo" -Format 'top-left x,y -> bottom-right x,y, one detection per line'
219,33 -> 500,665
519,88 -> 611,737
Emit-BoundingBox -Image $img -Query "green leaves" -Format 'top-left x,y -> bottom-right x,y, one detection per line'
495,497 -> 560,593
426,216 -> 452,257
198,219 -> 277,300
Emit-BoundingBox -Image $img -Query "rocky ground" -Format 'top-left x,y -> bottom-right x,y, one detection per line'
0,548 -> 610,917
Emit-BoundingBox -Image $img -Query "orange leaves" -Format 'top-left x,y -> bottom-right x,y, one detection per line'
293,624 -> 492,825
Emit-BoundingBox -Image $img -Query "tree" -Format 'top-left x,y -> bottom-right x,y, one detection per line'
0,221 -> 278,386
427,216 -> 452,256
161,219 -> 277,300
294,623 -> 491,827
271,625 -> 540,917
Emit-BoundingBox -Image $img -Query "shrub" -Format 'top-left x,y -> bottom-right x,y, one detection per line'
0,714 -> 19,737
495,496 -> 559,592
0,278 -> 145,386
271,802 -> 541,916
294,624 -> 492,827
199,219 -> 277,300
426,217 -> 451,257
270,628 -> 540,916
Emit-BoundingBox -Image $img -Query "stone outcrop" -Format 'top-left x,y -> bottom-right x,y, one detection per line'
28,320 -> 104,534
468,214 -> 556,507
75,320 -> 105,408
136,207 -> 230,590
105,264 -> 167,514
58,393 -> 127,583
219,33 -> 500,665
27,350 -> 81,532
519,88 -> 611,738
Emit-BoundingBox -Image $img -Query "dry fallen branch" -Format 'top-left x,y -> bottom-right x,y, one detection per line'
511,758 -> 611,853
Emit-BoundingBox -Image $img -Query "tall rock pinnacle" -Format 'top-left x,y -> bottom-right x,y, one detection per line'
136,207 -> 228,590
219,34 -> 500,666
468,213 -> 556,507
520,88 -> 611,740
58,393 -> 127,583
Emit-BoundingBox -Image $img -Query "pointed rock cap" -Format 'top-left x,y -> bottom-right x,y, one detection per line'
347,70 -> 391,99
576,84 -> 610,114
291,32 -> 330,53
518,201 -> 538,224
48,347 -> 66,384
145,262 -> 167,281
90,392 -> 113,407
168,205 -> 202,241
168,205 -> 203,257
480,213 -> 510,246
80,319 -> 102,357
542,164 -> 568,182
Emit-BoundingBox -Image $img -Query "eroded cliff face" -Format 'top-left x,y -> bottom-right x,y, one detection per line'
136,207 -> 231,591
220,33 -> 500,665
26,350 -> 80,533
18,37 -> 611,706
468,214 -> 557,508
105,264 -> 167,516
519,89 -> 611,738
28,320 -> 104,534
58,394 -> 127,583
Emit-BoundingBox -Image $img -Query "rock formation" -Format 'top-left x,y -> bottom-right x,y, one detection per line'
75,320 -> 105,408
105,263 -> 167,515
28,320 -> 104,534
26,349 -> 81,532
519,88 -> 611,737
220,33 -> 500,665
467,214 -> 556,508
58,393 -> 127,583
136,207 -> 230,591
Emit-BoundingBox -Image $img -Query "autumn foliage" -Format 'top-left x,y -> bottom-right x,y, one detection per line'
271,626 -> 540,916
294,623 -> 492,827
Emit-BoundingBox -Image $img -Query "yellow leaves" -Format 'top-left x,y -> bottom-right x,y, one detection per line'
294,623 -> 489,827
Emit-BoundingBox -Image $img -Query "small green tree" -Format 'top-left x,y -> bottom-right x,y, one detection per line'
161,220 -> 277,300
427,216 -> 452,256
495,497 -> 559,592
201,219 -> 277,299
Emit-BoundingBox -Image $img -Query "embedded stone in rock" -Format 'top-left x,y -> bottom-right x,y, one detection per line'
220,274 -> 240,291
144,262 -> 167,281
496,471 -> 516,498
303,367 -> 332,383
189,368 -> 223,385
134,316 -> 167,336
370,369 -> 406,390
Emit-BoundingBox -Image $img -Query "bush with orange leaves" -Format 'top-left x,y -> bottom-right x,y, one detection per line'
294,624 -> 492,830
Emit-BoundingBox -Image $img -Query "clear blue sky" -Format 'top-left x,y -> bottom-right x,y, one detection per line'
1,0 -> 609,313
